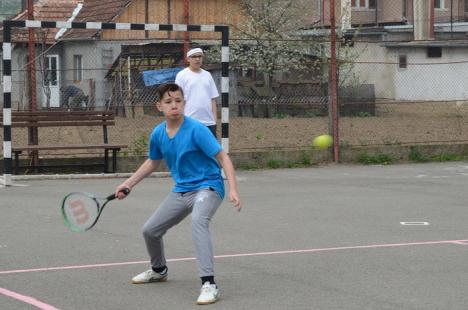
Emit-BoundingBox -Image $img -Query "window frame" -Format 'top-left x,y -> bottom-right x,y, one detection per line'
434,0 -> 445,9
351,0 -> 376,9
398,54 -> 408,70
73,54 -> 83,82
427,46 -> 442,58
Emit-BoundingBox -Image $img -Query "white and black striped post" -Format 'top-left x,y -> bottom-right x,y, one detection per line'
219,26 -> 230,153
1,20 -> 229,186
2,22 -> 12,187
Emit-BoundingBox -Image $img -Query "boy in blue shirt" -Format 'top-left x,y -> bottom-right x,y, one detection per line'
115,83 -> 242,305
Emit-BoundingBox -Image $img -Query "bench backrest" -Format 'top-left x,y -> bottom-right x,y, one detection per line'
0,110 -> 116,144
0,110 -> 115,127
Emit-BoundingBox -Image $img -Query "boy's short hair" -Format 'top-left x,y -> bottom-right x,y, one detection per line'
156,83 -> 184,100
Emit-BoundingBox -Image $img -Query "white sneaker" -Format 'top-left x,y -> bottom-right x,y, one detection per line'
197,282 -> 219,305
131,268 -> 168,284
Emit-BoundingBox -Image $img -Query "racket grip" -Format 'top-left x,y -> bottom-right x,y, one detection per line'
107,188 -> 130,200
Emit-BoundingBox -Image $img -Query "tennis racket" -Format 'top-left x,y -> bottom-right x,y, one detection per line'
61,188 -> 130,232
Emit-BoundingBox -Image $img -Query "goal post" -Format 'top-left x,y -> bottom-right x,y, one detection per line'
2,20 -> 230,186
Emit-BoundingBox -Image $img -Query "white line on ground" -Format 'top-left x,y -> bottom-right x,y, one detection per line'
1,238 -> 466,275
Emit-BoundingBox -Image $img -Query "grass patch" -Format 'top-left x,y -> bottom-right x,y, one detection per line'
408,147 -> 430,162
266,159 -> 282,169
409,147 -> 463,163
358,152 -> 394,165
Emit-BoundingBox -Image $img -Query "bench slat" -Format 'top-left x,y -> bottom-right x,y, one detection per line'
13,144 -> 127,151
7,115 -> 115,121
2,110 -> 114,116
2,110 -> 127,174
3,121 -> 116,127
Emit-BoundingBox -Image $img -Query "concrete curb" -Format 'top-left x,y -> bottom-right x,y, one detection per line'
7,172 -> 171,181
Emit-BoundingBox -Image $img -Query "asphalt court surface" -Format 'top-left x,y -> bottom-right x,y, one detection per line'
1,162 -> 468,309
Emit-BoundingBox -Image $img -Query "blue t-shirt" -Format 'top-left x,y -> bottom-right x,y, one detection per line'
148,116 -> 224,199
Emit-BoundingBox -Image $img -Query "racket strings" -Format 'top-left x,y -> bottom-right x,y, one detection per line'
63,193 -> 99,231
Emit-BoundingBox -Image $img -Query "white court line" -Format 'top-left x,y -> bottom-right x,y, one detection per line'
400,222 -> 430,225
1,239 -> 467,275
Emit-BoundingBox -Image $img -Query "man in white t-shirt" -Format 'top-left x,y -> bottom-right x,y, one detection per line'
175,48 -> 219,137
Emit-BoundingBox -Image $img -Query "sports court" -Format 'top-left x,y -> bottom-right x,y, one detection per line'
1,162 -> 468,309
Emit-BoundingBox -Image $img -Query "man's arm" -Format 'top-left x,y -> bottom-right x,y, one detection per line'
216,151 -> 242,211
115,159 -> 161,199
211,99 -> 217,123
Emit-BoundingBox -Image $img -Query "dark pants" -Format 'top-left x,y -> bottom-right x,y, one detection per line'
207,125 -> 217,138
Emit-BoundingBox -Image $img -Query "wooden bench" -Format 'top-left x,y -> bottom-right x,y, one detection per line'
0,110 -> 127,174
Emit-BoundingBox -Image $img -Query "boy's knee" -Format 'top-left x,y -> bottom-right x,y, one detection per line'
191,214 -> 210,229
142,224 -> 164,239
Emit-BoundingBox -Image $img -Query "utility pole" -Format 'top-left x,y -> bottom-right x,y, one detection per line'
183,0 -> 190,63
27,0 -> 39,168
330,0 -> 339,162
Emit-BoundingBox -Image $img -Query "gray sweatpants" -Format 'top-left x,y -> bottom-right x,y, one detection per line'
141,188 -> 222,277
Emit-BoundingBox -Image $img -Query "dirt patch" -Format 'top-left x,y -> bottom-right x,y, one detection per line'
3,102 -> 468,156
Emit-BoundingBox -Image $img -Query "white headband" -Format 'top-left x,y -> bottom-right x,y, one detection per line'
187,48 -> 204,57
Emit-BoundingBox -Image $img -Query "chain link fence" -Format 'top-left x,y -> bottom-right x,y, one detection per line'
2,1 -> 468,160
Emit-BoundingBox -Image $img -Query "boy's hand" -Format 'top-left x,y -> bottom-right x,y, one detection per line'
115,185 -> 131,199
229,190 -> 242,212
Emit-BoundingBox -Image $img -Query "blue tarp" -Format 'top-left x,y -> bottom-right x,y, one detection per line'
142,67 -> 183,87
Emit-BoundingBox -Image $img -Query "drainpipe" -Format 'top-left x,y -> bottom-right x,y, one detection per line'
145,0 -> 149,38
27,0 -> 36,111
430,0 -> 435,39
450,0 -> 453,38
375,0 -> 378,26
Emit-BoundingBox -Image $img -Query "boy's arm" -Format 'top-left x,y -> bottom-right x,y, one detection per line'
115,159 -> 161,199
216,150 -> 242,211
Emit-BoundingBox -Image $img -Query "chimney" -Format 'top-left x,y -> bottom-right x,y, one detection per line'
413,0 -> 434,40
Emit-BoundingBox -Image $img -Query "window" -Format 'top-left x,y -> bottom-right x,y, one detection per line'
399,54 -> 407,69
102,48 -> 114,69
73,55 -> 83,82
45,55 -> 58,86
427,46 -> 442,58
351,0 -> 376,9
434,0 -> 445,9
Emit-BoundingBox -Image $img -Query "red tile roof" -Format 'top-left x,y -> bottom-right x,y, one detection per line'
62,0 -> 132,40
6,0 -> 80,43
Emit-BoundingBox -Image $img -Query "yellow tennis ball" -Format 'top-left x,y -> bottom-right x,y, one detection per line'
312,134 -> 333,149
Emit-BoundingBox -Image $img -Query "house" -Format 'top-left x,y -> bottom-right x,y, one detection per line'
58,0 -> 247,110
1,0 -> 247,110
310,0 -> 468,101
1,0 -> 81,109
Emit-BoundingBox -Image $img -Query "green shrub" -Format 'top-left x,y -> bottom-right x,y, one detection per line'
409,147 -> 430,162
358,152 -> 394,165
132,135 -> 148,156
267,159 -> 282,169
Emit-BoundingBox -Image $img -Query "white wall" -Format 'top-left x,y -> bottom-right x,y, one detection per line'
350,42 -> 468,101
62,41 -> 122,107
393,47 -> 468,101
345,41 -> 396,100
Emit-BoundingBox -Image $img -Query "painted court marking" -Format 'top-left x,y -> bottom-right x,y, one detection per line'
1,239 -> 467,276
0,287 -> 59,310
2,239 -> 467,309
400,222 -> 430,226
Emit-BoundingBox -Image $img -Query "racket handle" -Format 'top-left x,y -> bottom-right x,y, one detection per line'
107,188 -> 130,201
